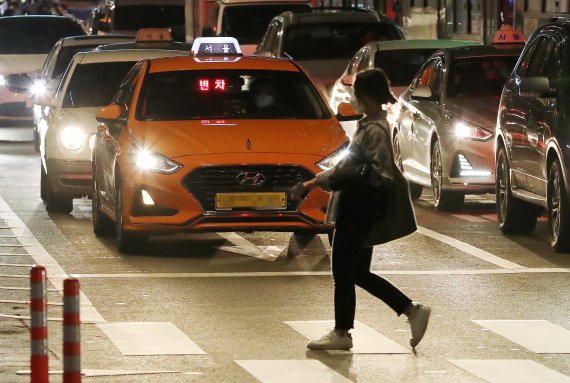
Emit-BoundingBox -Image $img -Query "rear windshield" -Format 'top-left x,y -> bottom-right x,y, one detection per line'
222,4 -> 311,44
448,56 -> 519,98
113,5 -> 185,30
375,49 -> 438,86
136,69 -> 331,120
62,61 -> 136,108
0,19 -> 85,54
284,23 -> 401,60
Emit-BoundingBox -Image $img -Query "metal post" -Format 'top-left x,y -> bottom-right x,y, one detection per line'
30,266 -> 48,383
63,278 -> 81,383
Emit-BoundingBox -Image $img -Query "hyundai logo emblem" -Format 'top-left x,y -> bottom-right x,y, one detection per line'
236,172 -> 265,186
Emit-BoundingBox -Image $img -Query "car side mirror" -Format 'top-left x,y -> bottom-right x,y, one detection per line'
340,75 -> 353,87
410,86 -> 434,100
96,104 -> 123,123
6,73 -> 33,93
519,77 -> 555,98
336,102 -> 363,121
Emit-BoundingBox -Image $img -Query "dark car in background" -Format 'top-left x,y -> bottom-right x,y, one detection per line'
495,21 -> 570,251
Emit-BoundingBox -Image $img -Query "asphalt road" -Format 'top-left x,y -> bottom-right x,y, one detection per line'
1,127 -> 570,383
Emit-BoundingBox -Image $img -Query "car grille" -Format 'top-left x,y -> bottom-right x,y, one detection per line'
182,165 -> 315,212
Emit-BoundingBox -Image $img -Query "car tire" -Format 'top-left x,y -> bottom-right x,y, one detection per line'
92,164 -> 114,237
409,182 -> 423,200
495,146 -> 538,234
431,141 -> 464,211
115,175 -> 147,254
547,159 -> 570,252
42,163 -> 73,214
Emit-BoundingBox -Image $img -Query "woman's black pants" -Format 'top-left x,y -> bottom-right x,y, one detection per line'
331,228 -> 412,330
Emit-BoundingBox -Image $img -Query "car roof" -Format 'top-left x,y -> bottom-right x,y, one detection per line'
73,49 -> 188,65
218,0 -> 310,4
279,9 -> 391,24
146,55 -> 301,73
435,44 -> 524,59
109,0 -> 183,6
96,41 -> 192,51
58,35 -> 134,48
0,15 -> 82,24
370,39 -> 480,51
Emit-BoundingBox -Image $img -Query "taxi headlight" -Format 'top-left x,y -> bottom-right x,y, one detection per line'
454,121 -> 493,141
317,143 -> 349,171
0,75 -> 5,86
30,80 -> 46,97
59,126 -> 85,151
134,149 -> 182,174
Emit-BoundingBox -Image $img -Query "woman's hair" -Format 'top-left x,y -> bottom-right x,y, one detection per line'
353,68 -> 397,104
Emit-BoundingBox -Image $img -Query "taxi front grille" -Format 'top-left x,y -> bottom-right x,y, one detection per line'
182,165 -> 314,212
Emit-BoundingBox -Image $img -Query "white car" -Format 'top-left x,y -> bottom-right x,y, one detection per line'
0,16 -> 85,124
39,48 -> 187,213
33,34 -> 134,150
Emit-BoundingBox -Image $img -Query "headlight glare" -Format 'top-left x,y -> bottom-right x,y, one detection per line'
59,126 -> 85,151
454,121 -> 493,141
0,75 -> 6,86
317,143 -> 349,171
31,80 -> 46,96
134,149 -> 181,174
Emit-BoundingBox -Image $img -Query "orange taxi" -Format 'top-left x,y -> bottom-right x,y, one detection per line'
92,37 -> 356,252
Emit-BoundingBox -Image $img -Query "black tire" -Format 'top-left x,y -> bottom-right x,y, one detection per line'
42,163 -> 73,214
92,164 -> 114,237
495,146 -> 538,234
409,182 -> 423,200
547,159 -> 570,252
115,176 -> 146,253
431,141 -> 464,211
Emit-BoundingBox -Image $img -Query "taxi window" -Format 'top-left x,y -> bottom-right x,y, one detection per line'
136,69 -> 331,120
448,56 -> 518,98
62,61 -> 137,108
283,23 -> 401,60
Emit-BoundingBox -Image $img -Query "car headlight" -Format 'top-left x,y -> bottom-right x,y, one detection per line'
454,121 -> 493,141
30,80 -> 46,97
59,126 -> 85,151
317,143 -> 349,171
0,75 -> 5,86
134,149 -> 182,174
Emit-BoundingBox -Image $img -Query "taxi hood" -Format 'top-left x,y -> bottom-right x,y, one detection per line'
445,96 -> 500,131
129,119 -> 347,158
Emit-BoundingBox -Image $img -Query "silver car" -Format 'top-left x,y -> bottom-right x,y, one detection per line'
393,44 -> 522,210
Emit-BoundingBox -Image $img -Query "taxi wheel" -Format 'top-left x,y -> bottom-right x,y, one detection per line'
547,159 -> 570,252
92,166 -> 114,237
431,141 -> 464,211
42,164 -> 73,214
115,176 -> 147,254
495,146 -> 538,234
409,183 -> 423,200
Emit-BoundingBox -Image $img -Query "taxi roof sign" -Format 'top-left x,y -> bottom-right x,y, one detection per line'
191,37 -> 242,56
136,28 -> 173,43
492,25 -> 525,45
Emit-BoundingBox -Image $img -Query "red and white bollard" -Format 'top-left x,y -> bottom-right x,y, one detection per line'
63,278 -> 81,383
30,265 -> 48,383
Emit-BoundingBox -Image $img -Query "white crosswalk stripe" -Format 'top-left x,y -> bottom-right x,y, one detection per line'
236,360 -> 353,383
450,359 -> 570,383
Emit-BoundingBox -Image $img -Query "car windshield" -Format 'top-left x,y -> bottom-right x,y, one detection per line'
375,49 -> 438,86
113,5 -> 185,30
0,19 -> 85,54
222,4 -> 311,44
283,22 -> 401,60
448,56 -> 519,98
62,61 -> 136,108
136,69 -> 331,120
53,45 -> 99,80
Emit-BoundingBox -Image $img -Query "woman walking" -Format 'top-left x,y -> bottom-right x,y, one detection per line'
291,69 -> 430,351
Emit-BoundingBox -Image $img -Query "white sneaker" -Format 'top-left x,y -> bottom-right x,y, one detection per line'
408,303 -> 431,348
307,329 -> 353,350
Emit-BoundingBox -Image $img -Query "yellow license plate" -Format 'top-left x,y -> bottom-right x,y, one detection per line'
215,192 -> 287,210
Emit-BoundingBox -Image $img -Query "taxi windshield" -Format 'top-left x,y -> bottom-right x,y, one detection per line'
53,45 -> 99,80
62,61 -> 137,108
136,69 -> 331,120
283,23 -> 401,60
375,49 -> 438,86
448,56 -> 519,98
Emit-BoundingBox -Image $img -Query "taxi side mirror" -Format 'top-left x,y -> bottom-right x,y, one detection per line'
410,86 -> 434,100
340,75 -> 353,87
520,77 -> 555,98
336,102 -> 362,121
96,104 -> 123,123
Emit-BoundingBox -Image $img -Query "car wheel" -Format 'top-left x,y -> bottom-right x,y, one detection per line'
115,176 -> 146,253
409,182 -> 423,200
42,163 -> 73,214
431,140 -> 464,211
547,159 -> 570,252
495,146 -> 538,234
92,165 -> 114,237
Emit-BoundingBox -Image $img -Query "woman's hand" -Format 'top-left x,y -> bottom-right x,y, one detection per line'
290,179 -> 317,201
